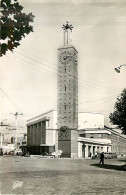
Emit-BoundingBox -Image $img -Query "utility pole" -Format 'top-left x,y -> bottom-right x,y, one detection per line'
10,112 -> 23,148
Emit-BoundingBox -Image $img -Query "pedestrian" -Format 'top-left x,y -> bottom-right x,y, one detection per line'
95,151 -> 98,159
5,151 -> 7,156
99,152 -> 104,164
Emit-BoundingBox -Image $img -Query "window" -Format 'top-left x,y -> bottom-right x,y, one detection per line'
64,104 -> 66,110
80,134 -> 85,138
90,134 -> 93,138
65,85 -> 66,91
98,134 -> 102,138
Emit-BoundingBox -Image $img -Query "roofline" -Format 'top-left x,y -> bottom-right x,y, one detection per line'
27,117 -> 50,126
27,109 -> 56,123
27,110 -> 104,122
79,128 -> 105,131
58,45 -> 78,53
104,125 -> 126,139
78,137 -> 112,146
78,112 -> 104,115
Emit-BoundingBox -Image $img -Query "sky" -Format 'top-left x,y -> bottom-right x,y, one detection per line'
0,0 -> 126,139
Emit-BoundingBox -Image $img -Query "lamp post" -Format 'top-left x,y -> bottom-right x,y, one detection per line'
115,64 -> 126,73
115,64 -> 126,164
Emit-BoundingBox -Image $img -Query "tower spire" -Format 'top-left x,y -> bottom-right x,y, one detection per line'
62,21 -> 73,46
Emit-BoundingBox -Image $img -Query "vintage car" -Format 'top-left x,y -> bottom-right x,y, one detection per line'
104,152 -> 117,159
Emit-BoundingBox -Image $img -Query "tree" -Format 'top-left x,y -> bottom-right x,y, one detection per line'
109,88 -> 126,134
0,0 -> 34,56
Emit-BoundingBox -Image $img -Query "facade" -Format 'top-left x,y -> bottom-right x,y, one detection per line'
26,110 -> 57,155
78,127 -> 126,158
78,112 -> 110,158
26,110 -> 126,157
105,126 -> 126,156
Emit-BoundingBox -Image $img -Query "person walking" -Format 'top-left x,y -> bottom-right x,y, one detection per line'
99,152 -> 104,164
95,151 -> 98,159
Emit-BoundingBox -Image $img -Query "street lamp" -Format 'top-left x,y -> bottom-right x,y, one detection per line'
115,64 -> 126,73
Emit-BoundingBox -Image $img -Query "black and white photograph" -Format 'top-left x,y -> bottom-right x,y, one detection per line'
0,0 -> 126,194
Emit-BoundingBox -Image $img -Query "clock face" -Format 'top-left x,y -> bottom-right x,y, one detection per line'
59,51 -> 72,65
58,126 -> 71,140
73,53 -> 78,65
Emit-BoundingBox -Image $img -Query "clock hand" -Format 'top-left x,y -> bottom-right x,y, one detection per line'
63,55 -> 69,60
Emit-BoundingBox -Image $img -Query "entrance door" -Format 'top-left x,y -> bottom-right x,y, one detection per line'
82,144 -> 85,158
93,146 -> 96,155
88,146 -> 91,157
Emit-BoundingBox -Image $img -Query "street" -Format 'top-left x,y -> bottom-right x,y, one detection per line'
0,156 -> 126,195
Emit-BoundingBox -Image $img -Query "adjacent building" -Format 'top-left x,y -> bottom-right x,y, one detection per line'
27,110 -> 57,155
26,110 -> 126,158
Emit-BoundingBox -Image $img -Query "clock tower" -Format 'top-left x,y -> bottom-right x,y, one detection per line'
57,22 -> 78,158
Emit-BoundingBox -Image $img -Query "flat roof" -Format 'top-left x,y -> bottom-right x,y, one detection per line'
27,117 -> 50,126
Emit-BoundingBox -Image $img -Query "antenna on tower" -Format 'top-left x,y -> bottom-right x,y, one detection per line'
62,21 -> 73,46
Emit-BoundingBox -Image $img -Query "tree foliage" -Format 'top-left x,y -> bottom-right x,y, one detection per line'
109,88 -> 126,134
0,0 -> 34,56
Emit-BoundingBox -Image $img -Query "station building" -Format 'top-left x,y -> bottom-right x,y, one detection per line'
26,22 -> 126,158
26,110 -> 126,158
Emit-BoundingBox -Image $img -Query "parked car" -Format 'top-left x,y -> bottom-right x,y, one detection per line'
103,152 -> 109,159
15,149 -> 24,156
104,152 -> 117,159
42,152 -> 49,156
111,153 -> 117,159
108,152 -> 113,159
104,152 -> 112,159
91,152 -> 101,159
16,151 -> 23,156
49,152 -> 56,158
25,152 -> 30,157
8,151 -> 14,156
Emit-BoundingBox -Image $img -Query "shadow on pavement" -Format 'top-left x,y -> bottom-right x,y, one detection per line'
90,163 -> 126,171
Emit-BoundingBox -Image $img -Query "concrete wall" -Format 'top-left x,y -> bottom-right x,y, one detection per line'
84,133 -> 111,140
111,131 -> 126,155
46,130 -> 54,145
59,140 -> 71,158
71,130 -> 78,158
78,112 -> 104,129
